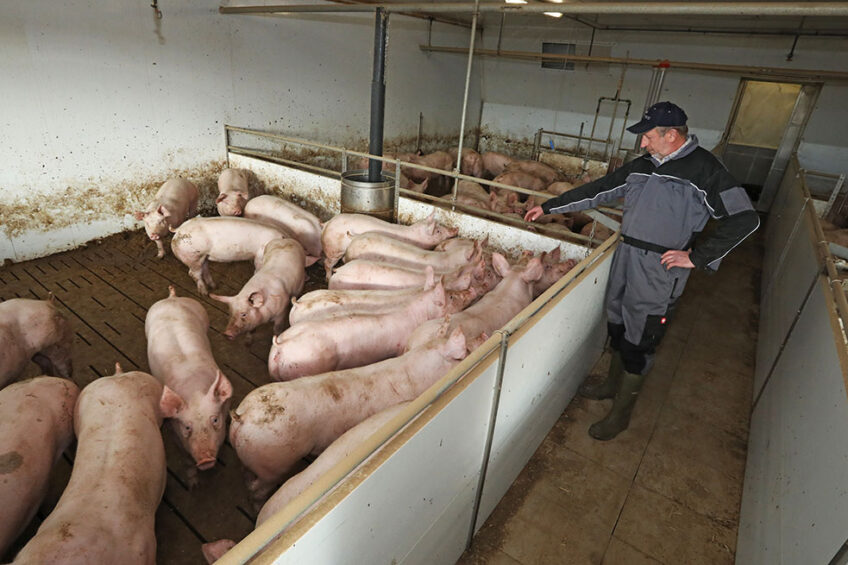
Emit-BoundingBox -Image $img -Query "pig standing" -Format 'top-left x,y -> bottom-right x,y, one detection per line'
406,253 -> 543,351
343,232 -> 480,273
231,327 -> 467,502
481,151 -> 515,179
216,168 -> 258,217
320,211 -> 458,279
12,365 -> 177,565
0,294 -> 73,389
269,271 -> 447,380
170,216 -> 289,295
447,147 -> 484,178
504,160 -> 561,185
329,257 -> 479,292
134,178 -> 199,258
200,402 -> 411,564
0,377 -> 79,557
145,286 -> 234,472
210,238 -> 306,337
243,195 -> 323,266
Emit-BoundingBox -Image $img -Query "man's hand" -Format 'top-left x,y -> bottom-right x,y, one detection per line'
660,249 -> 695,270
524,206 -> 544,222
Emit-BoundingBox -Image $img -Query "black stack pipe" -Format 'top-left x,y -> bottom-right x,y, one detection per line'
368,8 -> 389,183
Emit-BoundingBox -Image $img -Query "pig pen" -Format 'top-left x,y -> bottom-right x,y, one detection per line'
0,149 -> 616,564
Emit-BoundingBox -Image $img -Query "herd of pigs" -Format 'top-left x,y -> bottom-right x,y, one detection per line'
367,147 -> 615,240
0,163 -> 581,564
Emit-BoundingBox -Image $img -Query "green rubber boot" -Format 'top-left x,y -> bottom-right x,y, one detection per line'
588,370 -> 646,441
578,350 -> 623,400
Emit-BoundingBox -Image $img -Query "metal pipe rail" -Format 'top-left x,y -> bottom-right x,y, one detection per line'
221,2 -> 848,17
225,125 -> 619,243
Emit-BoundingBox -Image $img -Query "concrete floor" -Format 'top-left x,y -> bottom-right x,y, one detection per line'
458,232 -> 761,565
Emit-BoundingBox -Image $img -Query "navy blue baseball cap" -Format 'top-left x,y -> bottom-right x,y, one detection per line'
626,101 -> 688,134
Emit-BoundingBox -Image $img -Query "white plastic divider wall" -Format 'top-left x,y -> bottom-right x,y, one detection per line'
737,276 -> 848,564
737,159 -> 848,563
754,157 -> 823,400
221,154 -> 614,564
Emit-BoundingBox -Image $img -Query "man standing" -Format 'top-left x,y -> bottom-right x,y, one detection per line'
524,101 -> 759,441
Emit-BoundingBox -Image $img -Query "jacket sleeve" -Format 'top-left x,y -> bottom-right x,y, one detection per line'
541,157 -> 647,215
689,168 -> 760,271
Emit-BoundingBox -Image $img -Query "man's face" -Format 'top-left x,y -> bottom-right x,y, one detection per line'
640,128 -> 677,158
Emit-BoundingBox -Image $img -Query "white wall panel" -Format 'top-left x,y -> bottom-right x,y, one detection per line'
754,209 -> 819,397
476,253 -> 611,527
738,278 -> 848,564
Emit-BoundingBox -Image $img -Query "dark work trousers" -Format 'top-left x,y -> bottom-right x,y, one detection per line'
605,243 -> 691,375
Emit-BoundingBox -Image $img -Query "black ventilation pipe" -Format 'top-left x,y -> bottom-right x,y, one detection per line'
368,8 -> 389,183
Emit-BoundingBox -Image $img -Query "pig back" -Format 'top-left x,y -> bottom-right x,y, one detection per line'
172,217 -> 287,264
13,372 -> 165,565
244,195 -> 323,259
0,377 -> 78,557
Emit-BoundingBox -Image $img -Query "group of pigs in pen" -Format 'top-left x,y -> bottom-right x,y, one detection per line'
0,161 -> 580,564
360,147 -> 616,241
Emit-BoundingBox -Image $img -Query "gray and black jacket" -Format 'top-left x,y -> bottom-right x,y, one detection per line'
541,136 -> 760,271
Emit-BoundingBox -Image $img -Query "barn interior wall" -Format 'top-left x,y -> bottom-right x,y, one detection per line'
474,22 -> 848,171
0,1 -> 480,262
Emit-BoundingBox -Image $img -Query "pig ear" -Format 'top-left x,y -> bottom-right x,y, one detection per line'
418,178 -> 429,192
549,247 -> 561,263
492,253 -> 512,278
445,327 -> 468,360
168,285 -> 177,298
215,193 -> 227,204
209,371 -> 233,402
423,266 -> 436,290
208,293 -> 232,304
160,386 -> 185,419
248,291 -> 265,308
522,257 -> 545,283
113,362 -> 123,375
134,211 -> 146,221
157,205 -> 171,218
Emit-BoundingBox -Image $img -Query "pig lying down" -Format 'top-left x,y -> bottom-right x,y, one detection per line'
210,238 -> 306,338
0,294 -> 73,389
145,286 -> 234,473
134,178 -> 199,258
0,377 -> 79,558
11,365 -> 176,565
320,211 -> 458,279
231,327 -> 468,503
170,216 -> 290,295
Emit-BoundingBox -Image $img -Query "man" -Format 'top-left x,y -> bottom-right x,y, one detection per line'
525,101 -> 759,441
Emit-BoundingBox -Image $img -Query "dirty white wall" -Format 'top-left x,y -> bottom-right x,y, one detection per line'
0,1 -> 480,262
469,21 -> 848,173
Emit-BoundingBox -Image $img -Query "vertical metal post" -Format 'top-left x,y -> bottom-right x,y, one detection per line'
368,8 -> 389,183
451,0 -> 480,208
635,60 -> 670,150
416,112 -> 423,154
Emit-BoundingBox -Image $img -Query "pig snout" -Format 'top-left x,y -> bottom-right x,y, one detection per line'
196,457 -> 217,471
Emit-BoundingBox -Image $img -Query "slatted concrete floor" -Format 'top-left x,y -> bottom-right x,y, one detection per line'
458,232 -> 761,564
1,230 -> 326,564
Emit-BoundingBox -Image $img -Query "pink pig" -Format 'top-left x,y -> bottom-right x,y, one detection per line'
504,160 -> 561,185
0,377 -> 79,557
243,195 -> 323,265
216,168 -> 258,217
170,216 -> 289,295
134,178 -> 199,258
210,238 -> 306,337
145,286 -> 234,471
231,327 -> 467,503
11,365 -> 177,565
481,151 -> 515,179
320,211 -> 458,279
343,232 -> 480,273
269,269 -> 447,380
0,294 -> 73,389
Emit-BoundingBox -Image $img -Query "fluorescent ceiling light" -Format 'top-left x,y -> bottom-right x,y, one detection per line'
544,11 -> 563,17
505,0 -> 527,4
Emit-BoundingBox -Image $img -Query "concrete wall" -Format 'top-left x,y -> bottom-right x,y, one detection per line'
470,21 -> 848,170
0,1 -> 479,262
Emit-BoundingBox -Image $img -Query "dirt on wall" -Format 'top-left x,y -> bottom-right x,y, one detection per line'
1,160 -> 226,238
